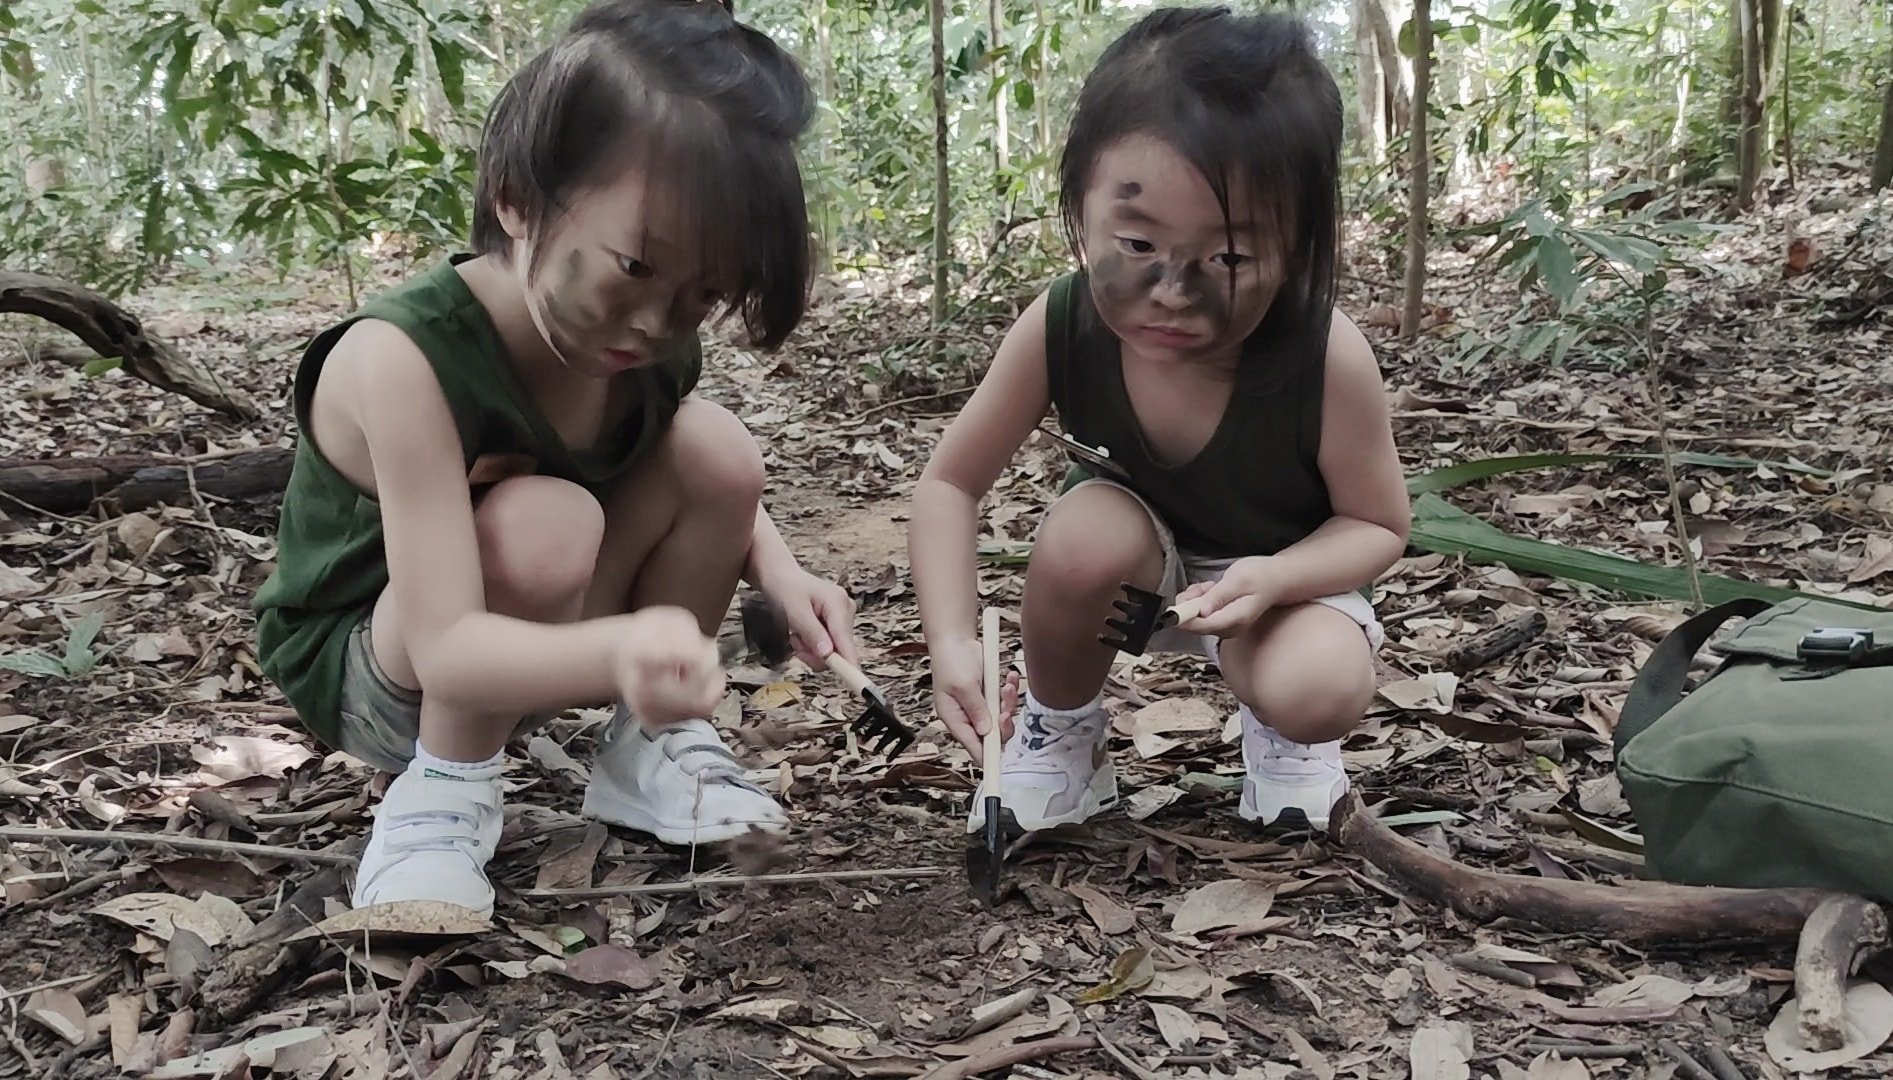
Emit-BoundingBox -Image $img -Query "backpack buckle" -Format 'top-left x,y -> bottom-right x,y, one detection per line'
1798,627 -> 1874,664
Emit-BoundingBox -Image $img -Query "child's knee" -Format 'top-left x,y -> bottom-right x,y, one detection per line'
1032,485 -> 1165,594
668,399 -> 766,513
1245,664 -> 1371,743
475,476 -> 607,607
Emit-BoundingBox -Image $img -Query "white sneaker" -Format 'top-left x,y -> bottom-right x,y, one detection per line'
967,702 -> 1117,834
582,711 -> 788,845
1237,708 -> 1348,832
352,758 -> 505,917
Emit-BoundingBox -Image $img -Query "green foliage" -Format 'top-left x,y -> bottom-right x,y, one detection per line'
0,612 -> 113,681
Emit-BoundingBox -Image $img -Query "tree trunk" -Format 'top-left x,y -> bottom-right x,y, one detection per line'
1400,0 -> 1433,340
1350,0 -> 1387,158
1873,55 -> 1893,191
989,0 -> 1009,202
1736,0 -> 1765,209
928,0 -> 950,362
1362,0 -> 1408,143
1780,0 -> 1794,187
0,449 -> 294,515
0,272 -> 257,418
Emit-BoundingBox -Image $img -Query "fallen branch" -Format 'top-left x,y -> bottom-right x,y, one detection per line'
522,865 -> 943,900
0,447 -> 293,515
200,868 -> 349,1030
916,1036 -> 1098,1080
0,271 -> 256,418
0,825 -> 355,867
1341,792 -> 1893,1067
1333,793 -> 1839,943
1658,1039 -> 1717,1080
1442,609 -> 1547,674
1793,894 -> 1889,1051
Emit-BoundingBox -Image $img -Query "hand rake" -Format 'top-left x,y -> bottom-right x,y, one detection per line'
1099,582 -> 1210,656
739,591 -> 915,758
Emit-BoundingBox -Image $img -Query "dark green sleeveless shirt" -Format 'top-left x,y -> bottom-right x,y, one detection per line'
253,254 -> 702,746
1045,271 -> 1332,559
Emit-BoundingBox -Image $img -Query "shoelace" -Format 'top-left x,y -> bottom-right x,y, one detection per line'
1005,709 -> 1103,773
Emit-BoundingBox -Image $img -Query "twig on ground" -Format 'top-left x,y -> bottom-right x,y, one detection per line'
1657,1039 -> 1717,1080
1449,952 -> 1537,988
1520,1039 -> 1644,1059
1090,1027 -> 1161,1080
5,869 -> 118,916
0,971 -> 104,1002
0,825 -> 356,866
45,1031 -> 104,1078
917,1036 -> 1099,1080
522,865 -> 943,899
1700,1043 -> 1748,1080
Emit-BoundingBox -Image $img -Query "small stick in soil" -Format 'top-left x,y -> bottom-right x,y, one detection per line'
1657,1039 -> 1718,1080
4,869 -> 117,916
1520,1040 -> 1644,1060
1442,609 -> 1548,674
0,825 -> 356,867
1091,1027 -> 1162,1080
0,970 -> 105,1002
917,1035 -> 1100,1080
522,865 -> 942,900
1793,893 -> 1890,1051
1381,786 -> 1478,812
1449,952 -> 1537,988
1700,1043 -> 1748,1080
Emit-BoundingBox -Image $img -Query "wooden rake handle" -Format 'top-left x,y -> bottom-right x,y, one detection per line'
981,607 -> 1003,790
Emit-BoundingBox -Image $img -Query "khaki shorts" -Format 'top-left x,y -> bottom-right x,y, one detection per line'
1064,477 -> 1386,659
335,615 -> 549,774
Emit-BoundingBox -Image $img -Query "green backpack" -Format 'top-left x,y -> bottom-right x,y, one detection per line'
1615,594 -> 1893,902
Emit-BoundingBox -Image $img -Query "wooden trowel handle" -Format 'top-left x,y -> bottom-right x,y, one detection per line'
980,607 -> 1003,782
1168,594 -> 1211,626
826,654 -> 874,696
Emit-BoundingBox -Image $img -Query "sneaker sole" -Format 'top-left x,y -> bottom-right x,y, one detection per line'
582,789 -> 786,847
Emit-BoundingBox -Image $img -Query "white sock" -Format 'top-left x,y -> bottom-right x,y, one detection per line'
410,741 -> 503,781
1023,689 -> 1103,720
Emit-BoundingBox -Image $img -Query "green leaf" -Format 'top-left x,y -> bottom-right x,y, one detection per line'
65,611 -> 104,669
0,651 -> 67,678
430,38 -> 466,107
1408,493 -> 1872,610
1405,451 -> 1828,498
1557,808 -> 1644,853
1535,235 -> 1579,308
82,356 -> 124,377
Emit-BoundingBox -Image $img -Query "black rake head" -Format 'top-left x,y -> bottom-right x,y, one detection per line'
1100,581 -> 1174,656
850,686 -> 915,758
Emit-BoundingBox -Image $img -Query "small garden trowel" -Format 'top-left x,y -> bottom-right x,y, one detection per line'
964,606 -> 1005,907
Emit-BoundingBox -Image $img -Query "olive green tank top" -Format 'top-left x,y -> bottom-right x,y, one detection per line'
253,254 -> 702,746
1044,271 -> 1332,560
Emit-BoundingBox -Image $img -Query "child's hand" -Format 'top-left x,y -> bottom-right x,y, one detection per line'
613,607 -> 727,727
1175,557 -> 1285,638
931,636 -> 1021,758
765,568 -> 860,669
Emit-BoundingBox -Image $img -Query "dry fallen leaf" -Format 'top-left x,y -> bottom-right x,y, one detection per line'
289,899 -> 492,942
1077,946 -> 1155,1004
1124,783 -> 1185,820
1147,1000 -> 1200,1049
148,1026 -> 332,1078
1172,879 -> 1277,936
108,993 -> 142,1067
1765,980 -> 1893,1072
751,680 -> 802,709
962,987 -> 1039,1038
1066,883 -> 1135,934
1850,536 -> 1893,584
1588,973 -> 1697,1011
1410,1021 -> 1473,1080
91,891 -> 252,946
1281,1026 -> 1333,1080
190,736 -> 316,785
562,944 -> 655,990
535,823 -> 608,892
1377,673 -> 1459,714
1523,1052 -> 1591,1079
22,988 -> 87,1046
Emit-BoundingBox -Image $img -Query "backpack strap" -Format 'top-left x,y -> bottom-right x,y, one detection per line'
1615,597 -> 1773,752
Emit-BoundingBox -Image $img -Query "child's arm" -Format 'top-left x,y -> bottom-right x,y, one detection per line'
1181,312 -> 1411,635
335,321 -> 714,719
743,503 -> 860,666
909,291 -> 1054,751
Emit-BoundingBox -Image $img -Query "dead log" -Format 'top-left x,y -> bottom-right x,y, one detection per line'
1441,609 -> 1547,674
1793,894 -> 1889,1051
0,270 -> 257,419
1337,793 -> 1891,1055
0,448 -> 292,514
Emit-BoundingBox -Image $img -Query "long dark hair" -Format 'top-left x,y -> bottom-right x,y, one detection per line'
1058,7 -> 1343,377
470,0 -> 814,348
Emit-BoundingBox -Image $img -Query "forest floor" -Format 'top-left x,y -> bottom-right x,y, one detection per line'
2,177 -> 1893,1080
